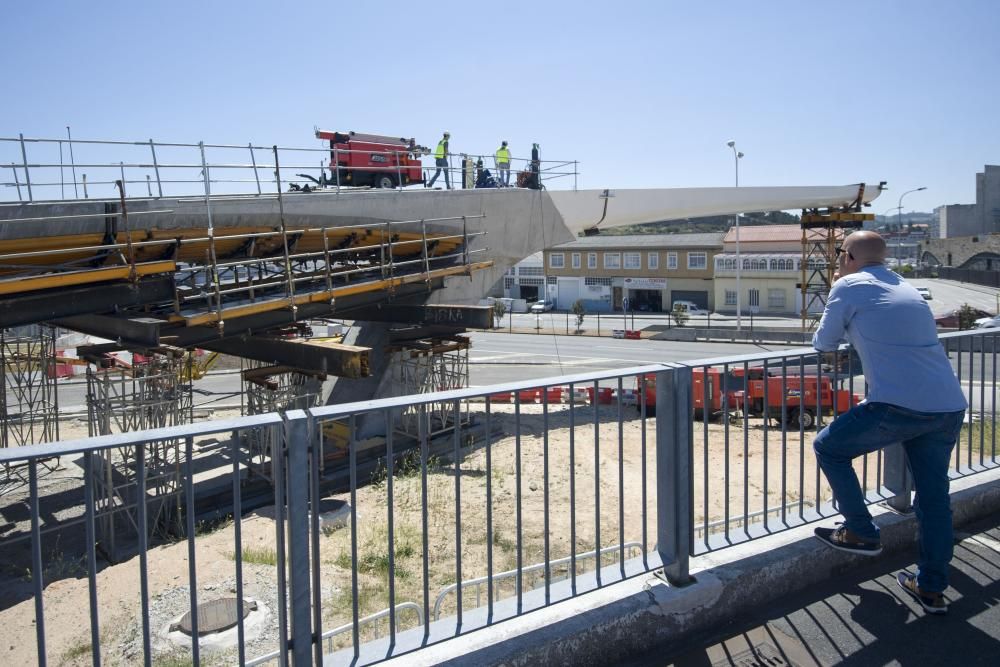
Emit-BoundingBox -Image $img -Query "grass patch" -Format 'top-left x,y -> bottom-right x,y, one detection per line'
230,546 -> 277,566
152,651 -> 195,667
492,529 -> 516,552
61,639 -> 93,662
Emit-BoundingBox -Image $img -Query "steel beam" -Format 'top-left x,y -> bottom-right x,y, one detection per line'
0,275 -> 175,329
51,315 -> 162,348
341,304 -> 493,329
201,336 -> 370,379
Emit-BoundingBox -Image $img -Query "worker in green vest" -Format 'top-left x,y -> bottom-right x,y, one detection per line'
495,140 -> 511,187
426,132 -> 452,189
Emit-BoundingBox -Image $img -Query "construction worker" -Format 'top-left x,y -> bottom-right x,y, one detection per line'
495,141 -> 511,187
426,132 -> 451,189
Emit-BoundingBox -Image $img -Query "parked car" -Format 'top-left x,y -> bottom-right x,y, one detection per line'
671,300 -> 707,315
530,299 -> 554,313
975,315 -> 1000,329
935,307 -> 992,328
915,286 -> 932,300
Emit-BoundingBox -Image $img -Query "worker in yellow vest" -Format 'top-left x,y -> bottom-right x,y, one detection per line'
426,131 -> 452,189
495,141 -> 511,187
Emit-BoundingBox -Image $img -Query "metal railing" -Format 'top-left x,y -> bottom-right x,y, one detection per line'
0,133 -> 579,203
0,330 -> 997,665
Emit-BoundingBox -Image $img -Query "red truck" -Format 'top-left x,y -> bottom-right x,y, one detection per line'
315,129 -> 427,189
637,367 -> 862,427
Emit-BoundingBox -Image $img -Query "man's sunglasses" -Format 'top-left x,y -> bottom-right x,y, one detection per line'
835,246 -> 854,260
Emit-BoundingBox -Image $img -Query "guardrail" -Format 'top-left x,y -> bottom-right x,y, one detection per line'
0,330 -> 996,665
0,134 -> 578,203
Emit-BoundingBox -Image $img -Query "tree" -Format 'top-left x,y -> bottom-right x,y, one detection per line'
671,303 -> 689,327
572,300 -> 586,332
958,303 -> 979,331
492,299 -> 507,327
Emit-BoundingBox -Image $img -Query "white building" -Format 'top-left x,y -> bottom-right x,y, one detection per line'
713,225 -> 842,316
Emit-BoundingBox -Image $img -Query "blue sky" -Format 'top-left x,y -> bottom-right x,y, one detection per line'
3,0 -> 998,214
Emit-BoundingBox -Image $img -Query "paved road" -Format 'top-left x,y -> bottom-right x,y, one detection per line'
465,333 -> 790,385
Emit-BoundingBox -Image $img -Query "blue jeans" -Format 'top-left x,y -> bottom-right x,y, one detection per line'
814,402 -> 964,593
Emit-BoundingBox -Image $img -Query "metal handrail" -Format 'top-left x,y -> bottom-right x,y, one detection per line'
432,542 -> 643,620
1,133 -> 579,202
243,602 -> 423,666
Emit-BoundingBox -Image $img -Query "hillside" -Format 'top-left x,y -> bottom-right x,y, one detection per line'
597,210 -> 800,235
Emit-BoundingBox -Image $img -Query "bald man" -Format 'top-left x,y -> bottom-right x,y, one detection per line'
811,231 -> 966,615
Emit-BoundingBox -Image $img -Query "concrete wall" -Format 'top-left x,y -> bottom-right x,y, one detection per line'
922,233 -> 1000,268
938,203 -> 981,238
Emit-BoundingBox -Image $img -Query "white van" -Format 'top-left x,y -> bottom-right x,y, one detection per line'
671,300 -> 707,315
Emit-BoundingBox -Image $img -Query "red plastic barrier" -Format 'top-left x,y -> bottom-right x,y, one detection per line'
624,330 -> 641,339
518,389 -> 541,403
543,387 -> 564,403
586,387 -> 614,404
489,392 -> 513,403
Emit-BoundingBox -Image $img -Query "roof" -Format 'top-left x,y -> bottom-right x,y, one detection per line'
552,232 -> 724,250
722,225 -> 844,243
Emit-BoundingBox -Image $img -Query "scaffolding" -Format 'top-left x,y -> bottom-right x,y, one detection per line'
242,360 -> 324,481
85,351 -> 190,559
1,325 -> 59,449
389,337 -> 471,440
800,212 -> 872,332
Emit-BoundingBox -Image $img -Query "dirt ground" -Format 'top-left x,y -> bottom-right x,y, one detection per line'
0,401 -> 922,665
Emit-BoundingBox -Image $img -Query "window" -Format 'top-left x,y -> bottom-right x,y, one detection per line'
504,276 -> 515,288
572,253 -> 581,269
604,253 -> 621,269
585,276 -> 612,286
588,253 -> 597,269
547,275 -> 558,285
688,252 -> 707,270
749,288 -> 760,308
624,252 -> 641,270
667,252 -> 678,269
768,289 -> 786,309
519,266 -> 543,276
549,253 -> 565,269
648,252 -> 659,270
725,290 -> 737,306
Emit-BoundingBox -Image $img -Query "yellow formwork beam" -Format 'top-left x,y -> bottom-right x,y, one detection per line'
0,260 -> 177,296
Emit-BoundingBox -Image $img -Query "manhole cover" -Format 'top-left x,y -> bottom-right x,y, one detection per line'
712,642 -> 797,667
170,598 -> 258,636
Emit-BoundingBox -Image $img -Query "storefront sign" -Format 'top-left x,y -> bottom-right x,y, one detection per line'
623,277 -> 667,290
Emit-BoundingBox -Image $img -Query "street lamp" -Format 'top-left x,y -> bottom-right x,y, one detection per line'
897,186 -> 927,266
726,140 -> 745,330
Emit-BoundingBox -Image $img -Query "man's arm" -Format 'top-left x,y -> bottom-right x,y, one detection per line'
812,282 -> 854,352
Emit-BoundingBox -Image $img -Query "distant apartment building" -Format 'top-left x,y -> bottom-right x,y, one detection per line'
534,233 -> 723,312
935,164 -> 1000,238
713,225 -> 843,316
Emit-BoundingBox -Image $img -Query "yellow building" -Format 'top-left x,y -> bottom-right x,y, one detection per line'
541,233 -> 723,312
